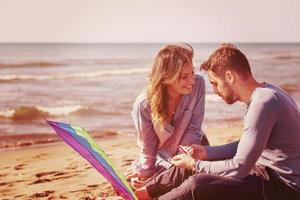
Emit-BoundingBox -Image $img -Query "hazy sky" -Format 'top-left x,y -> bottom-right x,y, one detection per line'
1,0 -> 299,43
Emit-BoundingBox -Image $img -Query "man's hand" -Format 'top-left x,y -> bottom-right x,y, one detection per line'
189,144 -> 208,160
170,154 -> 196,170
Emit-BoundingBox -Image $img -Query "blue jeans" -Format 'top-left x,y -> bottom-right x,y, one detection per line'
146,166 -> 300,200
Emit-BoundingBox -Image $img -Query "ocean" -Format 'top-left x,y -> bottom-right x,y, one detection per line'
0,43 -> 300,135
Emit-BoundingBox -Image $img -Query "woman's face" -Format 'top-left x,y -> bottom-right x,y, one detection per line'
167,63 -> 195,96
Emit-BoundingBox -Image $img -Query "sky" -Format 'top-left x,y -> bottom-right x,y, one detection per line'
0,0 -> 300,43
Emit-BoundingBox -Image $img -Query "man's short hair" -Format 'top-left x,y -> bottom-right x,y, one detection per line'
200,43 -> 252,78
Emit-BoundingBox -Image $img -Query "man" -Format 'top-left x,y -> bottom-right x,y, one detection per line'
135,43 -> 300,199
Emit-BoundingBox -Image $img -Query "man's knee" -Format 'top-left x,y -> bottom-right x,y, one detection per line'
184,173 -> 216,191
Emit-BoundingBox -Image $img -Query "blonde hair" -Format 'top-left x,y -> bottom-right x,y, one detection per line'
145,43 -> 194,128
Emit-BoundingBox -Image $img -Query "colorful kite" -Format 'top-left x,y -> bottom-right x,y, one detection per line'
46,120 -> 137,200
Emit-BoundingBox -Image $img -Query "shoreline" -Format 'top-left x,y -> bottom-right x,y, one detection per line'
0,119 -> 243,150
0,130 -> 121,149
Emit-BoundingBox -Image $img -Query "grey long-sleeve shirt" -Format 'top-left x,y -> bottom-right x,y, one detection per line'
196,83 -> 300,191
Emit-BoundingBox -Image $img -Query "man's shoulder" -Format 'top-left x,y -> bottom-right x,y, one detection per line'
252,86 -> 278,106
254,83 -> 292,103
254,87 -> 276,98
245,86 -> 279,122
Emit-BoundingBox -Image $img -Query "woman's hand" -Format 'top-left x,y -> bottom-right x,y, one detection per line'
170,154 -> 196,170
125,167 -> 140,180
125,167 -> 148,190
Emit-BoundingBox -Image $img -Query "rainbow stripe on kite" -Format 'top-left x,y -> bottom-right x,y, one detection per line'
46,120 -> 137,200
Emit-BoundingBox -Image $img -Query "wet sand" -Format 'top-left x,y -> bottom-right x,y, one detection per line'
0,122 -> 242,200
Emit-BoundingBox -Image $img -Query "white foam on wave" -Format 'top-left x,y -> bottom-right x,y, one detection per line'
0,67 -> 149,81
37,105 -> 86,116
0,109 -> 15,118
0,105 -> 86,119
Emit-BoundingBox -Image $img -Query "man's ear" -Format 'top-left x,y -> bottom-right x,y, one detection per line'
225,70 -> 235,84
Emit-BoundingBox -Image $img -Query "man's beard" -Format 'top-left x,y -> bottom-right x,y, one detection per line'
224,95 -> 236,104
222,84 -> 236,104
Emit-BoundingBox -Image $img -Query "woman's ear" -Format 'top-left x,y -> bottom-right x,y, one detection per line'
225,70 -> 235,84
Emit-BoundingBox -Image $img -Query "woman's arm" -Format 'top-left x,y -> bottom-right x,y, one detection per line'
131,95 -> 159,178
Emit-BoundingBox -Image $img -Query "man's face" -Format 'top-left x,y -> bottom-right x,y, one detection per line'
207,70 -> 237,104
168,63 -> 195,95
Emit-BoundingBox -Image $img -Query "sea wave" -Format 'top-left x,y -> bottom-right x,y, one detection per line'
0,105 -> 125,122
0,67 -> 149,82
0,105 -> 86,121
0,61 -> 65,68
273,54 -> 300,60
250,53 -> 300,61
0,58 -> 150,68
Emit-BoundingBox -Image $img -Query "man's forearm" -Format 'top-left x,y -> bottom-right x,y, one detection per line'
205,141 -> 239,161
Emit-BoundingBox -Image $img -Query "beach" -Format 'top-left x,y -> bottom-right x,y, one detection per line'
0,123 -> 243,200
0,133 -> 135,199
0,43 -> 299,199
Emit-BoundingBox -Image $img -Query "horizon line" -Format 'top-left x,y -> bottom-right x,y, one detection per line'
1,41 -> 300,45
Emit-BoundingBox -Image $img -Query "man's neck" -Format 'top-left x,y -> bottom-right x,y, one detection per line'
238,78 -> 264,105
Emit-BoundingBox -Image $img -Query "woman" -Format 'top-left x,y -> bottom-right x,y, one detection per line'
126,43 -> 208,189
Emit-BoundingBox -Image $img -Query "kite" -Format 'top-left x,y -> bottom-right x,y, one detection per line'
46,120 -> 137,200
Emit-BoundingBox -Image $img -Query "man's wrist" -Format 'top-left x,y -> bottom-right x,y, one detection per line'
192,160 -> 200,172
191,158 -> 197,171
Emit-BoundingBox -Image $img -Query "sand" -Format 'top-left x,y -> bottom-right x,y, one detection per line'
0,122 -> 242,200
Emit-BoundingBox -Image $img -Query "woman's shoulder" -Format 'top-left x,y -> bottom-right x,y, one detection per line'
192,74 -> 205,94
133,92 -> 150,111
195,74 -> 205,85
